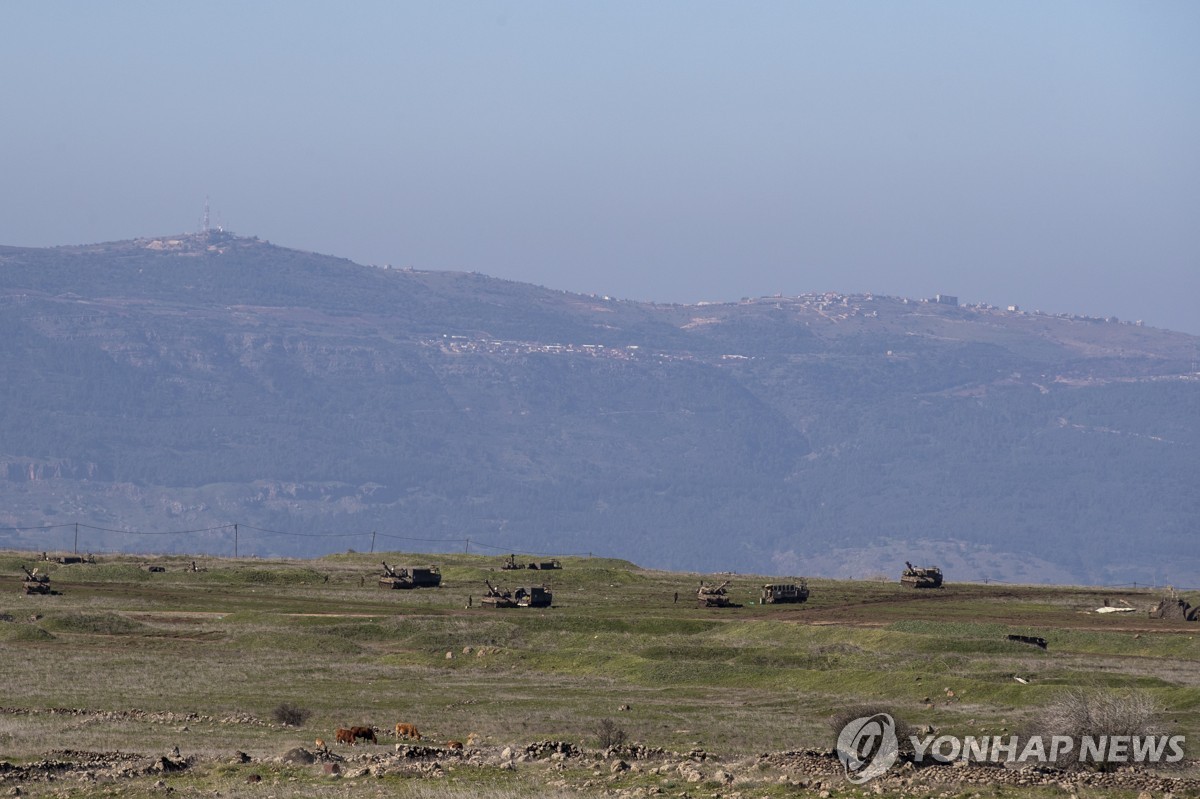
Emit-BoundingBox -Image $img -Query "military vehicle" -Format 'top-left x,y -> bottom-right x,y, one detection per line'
760,580 -> 810,604
514,585 -> 553,606
1149,591 -> 1198,621
500,554 -> 560,570
41,552 -> 95,565
480,581 -> 552,608
697,580 -> 738,608
379,562 -> 442,589
21,566 -> 52,595
901,561 -> 943,588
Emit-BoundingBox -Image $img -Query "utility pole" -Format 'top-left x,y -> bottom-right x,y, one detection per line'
233,523 -> 238,558
465,538 -> 470,554
370,531 -> 376,554
74,523 -> 79,555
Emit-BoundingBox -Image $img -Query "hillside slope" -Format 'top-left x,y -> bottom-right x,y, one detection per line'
1,231 -> 1196,584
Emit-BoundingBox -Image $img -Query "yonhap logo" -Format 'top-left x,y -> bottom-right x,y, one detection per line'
836,713 -> 899,784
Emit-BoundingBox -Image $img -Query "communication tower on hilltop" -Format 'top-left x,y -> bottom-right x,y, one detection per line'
198,197 -> 224,235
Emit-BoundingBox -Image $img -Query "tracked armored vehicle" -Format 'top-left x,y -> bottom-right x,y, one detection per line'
480,580 -> 552,608
379,562 -> 442,589
21,566 -> 52,595
901,561 -> 943,588
1149,591 -> 1198,621
697,580 -> 738,608
760,580 -> 810,604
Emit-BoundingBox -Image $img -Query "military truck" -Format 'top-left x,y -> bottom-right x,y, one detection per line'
528,559 -> 561,571
21,566 -> 52,595
760,580 -> 810,604
480,581 -> 552,608
379,562 -> 442,589
901,561 -> 943,588
514,585 -> 553,607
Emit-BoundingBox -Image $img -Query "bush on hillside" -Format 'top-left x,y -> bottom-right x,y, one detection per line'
1028,688 -> 1163,770
272,703 -> 312,727
595,718 -> 627,749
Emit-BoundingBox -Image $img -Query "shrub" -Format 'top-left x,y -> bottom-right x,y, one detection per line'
1030,688 -> 1162,769
272,702 -> 312,727
41,613 -> 145,635
828,705 -> 914,753
595,718 -> 627,749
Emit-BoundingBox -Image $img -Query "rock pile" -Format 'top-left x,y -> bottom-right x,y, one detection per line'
0,750 -> 191,785
0,706 -> 266,727
523,740 -> 582,759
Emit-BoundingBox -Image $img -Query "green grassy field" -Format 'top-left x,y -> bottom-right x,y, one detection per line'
1,550 -> 1197,798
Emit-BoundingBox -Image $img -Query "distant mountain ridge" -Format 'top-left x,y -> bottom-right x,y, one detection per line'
1,231 -> 1197,585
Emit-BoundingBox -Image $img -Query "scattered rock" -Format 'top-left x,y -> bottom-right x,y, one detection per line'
146,755 -> 188,774
280,748 -> 315,765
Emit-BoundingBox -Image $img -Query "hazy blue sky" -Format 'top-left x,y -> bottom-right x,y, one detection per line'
3,2 -> 1197,333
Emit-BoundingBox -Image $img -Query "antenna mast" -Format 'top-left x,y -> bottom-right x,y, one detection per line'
202,196 -> 211,233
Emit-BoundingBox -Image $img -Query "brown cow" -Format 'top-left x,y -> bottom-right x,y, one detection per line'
350,726 -> 377,744
446,740 -> 464,750
335,728 -> 355,745
395,722 -> 422,741
314,738 -> 327,752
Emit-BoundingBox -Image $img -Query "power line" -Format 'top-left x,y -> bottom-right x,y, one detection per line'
0,520 -> 588,560
0,523 -> 77,532
237,524 -> 367,539
77,523 -> 234,536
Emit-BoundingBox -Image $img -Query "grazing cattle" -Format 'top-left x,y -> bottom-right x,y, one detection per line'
314,738 -> 327,751
446,740 -> 464,751
350,726 -> 377,744
395,722 -> 422,741
335,728 -> 355,745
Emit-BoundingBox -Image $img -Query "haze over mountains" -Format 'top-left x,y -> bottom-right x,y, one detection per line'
1,231 -> 1196,585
